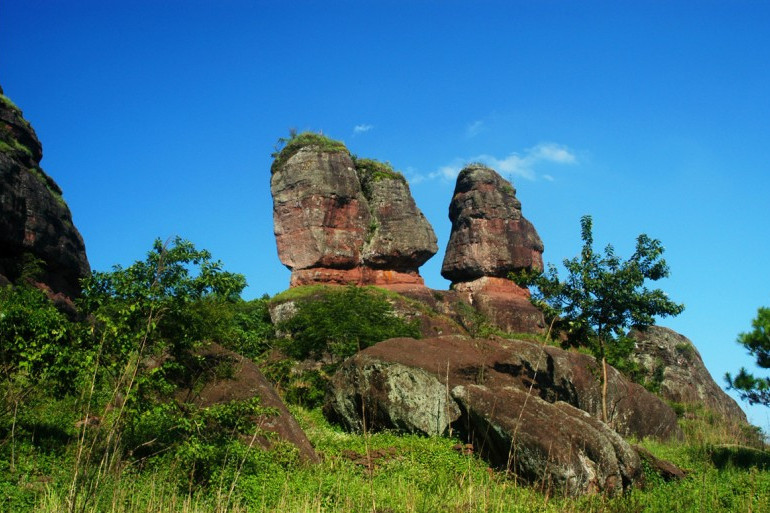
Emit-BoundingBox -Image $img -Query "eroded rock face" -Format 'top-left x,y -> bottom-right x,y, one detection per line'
0,86 -> 90,297
179,343 -> 319,463
452,385 -> 640,496
629,326 -> 747,423
326,336 -> 675,495
271,141 -> 437,287
271,147 -> 370,271
441,165 -> 544,283
359,166 -> 438,271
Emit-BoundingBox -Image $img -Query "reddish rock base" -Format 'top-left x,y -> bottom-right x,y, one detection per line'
290,267 -> 426,287
452,277 -> 544,334
451,276 -> 530,299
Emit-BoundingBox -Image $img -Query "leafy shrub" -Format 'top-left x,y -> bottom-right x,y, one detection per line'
0,285 -> 89,411
277,286 -> 420,360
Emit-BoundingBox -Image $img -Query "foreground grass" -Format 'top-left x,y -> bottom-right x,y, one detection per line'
2,403 -> 769,513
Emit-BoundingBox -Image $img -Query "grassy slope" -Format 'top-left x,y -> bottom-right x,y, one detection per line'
3,398 -> 768,513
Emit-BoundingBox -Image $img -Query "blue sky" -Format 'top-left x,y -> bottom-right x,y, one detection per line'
3,1 -> 769,428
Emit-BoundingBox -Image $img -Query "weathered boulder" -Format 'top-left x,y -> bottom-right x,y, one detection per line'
326,336 -> 673,495
452,384 -> 640,496
629,326 -> 747,423
452,276 -> 545,334
271,144 -> 371,272
357,159 -> 437,271
177,343 -> 320,462
0,86 -> 90,297
441,165 -> 544,283
271,135 -> 437,287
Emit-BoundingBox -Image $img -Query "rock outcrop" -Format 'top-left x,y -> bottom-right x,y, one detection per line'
629,326 -> 747,423
0,86 -> 90,298
177,343 -> 320,462
440,165 -> 545,333
441,165 -> 544,282
326,336 -> 681,495
271,134 -> 437,288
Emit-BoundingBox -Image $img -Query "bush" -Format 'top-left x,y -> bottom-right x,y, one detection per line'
277,286 -> 420,360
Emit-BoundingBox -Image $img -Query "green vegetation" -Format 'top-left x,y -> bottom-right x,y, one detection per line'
0,94 -> 21,111
270,131 -> 348,174
276,285 -> 420,362
355,158 -> 407,201
2,238 -> 768,512
726,306 -> 770,406
271,285 -> 423,409
513,215 -> 685,422
3,398 -> 768,512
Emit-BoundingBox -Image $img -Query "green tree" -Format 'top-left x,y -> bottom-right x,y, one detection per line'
514,215 -> 684,422
726,307 -> 770,406
78,238 -> 262,462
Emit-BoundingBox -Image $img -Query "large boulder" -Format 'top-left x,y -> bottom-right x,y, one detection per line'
629,326 -> 747,423
0,86 -> 90,298
271,135 -> 437,287
326,336 -> 680,495
177,343 -> 320,462
357,159 -> 438,272
441,165 -> 543,282
271,144 -> 371,273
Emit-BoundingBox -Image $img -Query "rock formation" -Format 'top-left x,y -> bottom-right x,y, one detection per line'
0,85 -> 90,298
271,134 -> 437,287
441,165 -> 544,281
176,343 -> 319,462
441,165 -> 546,333
326,336 -> 681,495
629,326 -> 747,423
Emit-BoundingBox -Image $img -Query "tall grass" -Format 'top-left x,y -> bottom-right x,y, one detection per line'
5,403 -> 765,513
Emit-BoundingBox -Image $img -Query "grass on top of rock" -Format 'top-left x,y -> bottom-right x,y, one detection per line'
0,94 -> 21,112
355,157 -> 408,201
270,130 -> 348,174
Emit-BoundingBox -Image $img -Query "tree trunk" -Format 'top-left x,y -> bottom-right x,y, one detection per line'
601,355 -> 608,423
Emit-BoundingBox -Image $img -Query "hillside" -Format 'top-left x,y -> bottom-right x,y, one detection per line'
1,92 -> 768,513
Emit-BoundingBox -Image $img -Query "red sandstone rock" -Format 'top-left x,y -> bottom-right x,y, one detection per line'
289,267 -> 426,287
441,165 -> 543,283
180,343 -> 320,463
271,138 -> 437,287
629,326 -> 747,424
271,147 -> 370,272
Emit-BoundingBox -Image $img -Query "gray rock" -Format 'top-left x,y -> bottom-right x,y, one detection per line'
360,171 -> 438,272
325,336 -> 680,495
629,326 -> 747,423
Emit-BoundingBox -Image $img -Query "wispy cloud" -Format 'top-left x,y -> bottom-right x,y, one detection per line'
466,120 -> 484,138
353,124 -> 373,134
422,143 -> 577,183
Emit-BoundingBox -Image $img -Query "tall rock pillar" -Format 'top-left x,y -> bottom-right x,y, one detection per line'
441,164 -> 545,333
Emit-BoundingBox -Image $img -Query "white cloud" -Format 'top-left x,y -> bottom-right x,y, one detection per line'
424,142 -> 577,184
529,143 -> 577,164
466,120 -> 484,138
353,124 -> 373,134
